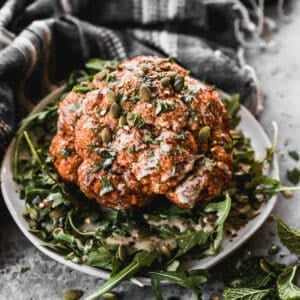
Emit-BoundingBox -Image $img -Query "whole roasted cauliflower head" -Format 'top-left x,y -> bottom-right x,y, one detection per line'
49,56 -> 233,210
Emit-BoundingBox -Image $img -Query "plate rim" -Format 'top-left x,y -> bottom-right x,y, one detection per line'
0,87 -> 279,285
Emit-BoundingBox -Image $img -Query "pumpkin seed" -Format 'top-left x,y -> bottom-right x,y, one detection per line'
259,259 -> 271,273
160,245 -> 171,257
102,292 -> 118,300
139,84 -> 152,101
109,102 -> 121,119
166,71 -> 177,79
268,244 -> 279,255
106,89 -> 117,102
198,126 -> 211,142
101,127 -> 112,144
94,69 -> 109,81
49,209 -> 64,219
63,290 -> 83,300
160,76 -> 171,87
135,69 -> 144,77
166,260 -> 180,271
117,245 -> 127,261
118,115 -> 126,127
141,63 -> 149,72
28,208 -> 38,220
173,75 -> 184,92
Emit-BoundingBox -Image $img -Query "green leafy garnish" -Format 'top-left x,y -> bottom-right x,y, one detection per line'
85,251 -> 158,300
150,270 -> 208,299
223,288 -> 271,300
277,266 -> 300,300
224,94 -> 241,128
72,84 -> 94,93
100,176 -> 114,196
126,112 -> 144,128
60,147 -> 72,158
87,247 -> 114,270
155,100 -> 175,116
204,193 -> 231,252
286,168 -> 300,185
288,150 -> 299,161
85,58 -> 119,72
277,217 -> 300,255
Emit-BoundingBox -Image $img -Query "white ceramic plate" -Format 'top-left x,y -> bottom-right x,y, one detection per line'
0,87 -> 279,285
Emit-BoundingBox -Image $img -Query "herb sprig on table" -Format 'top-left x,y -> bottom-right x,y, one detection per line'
222,217 -> 300,300
13,58 -> 297,300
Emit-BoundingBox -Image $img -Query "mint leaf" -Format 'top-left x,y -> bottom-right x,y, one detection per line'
223,256 -> 276,289
277,217 -> 300,255
223,288 -> 271,300
277,266 -> 300,300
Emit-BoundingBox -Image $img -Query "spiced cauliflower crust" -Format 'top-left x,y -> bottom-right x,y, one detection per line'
49,56 -> 233,210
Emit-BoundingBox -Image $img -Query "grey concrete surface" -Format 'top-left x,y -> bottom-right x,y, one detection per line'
1,3 -> 300,300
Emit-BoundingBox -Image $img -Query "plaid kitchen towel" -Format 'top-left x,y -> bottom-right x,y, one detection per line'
0,0 -> 290,157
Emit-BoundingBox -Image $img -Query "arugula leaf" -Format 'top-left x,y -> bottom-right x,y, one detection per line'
223,288 -> 271,300
265,121 -> 278,163
288,150 -> 299,161
286,168 -> 300,185
277,266 -> 300,300
85,58 -> 119,72
87,247 -> 113,270
85,251 -> 159,300
277,217 -> 300,255
174,230 -> 209,259
224,94 -> 241,128
72,84 -> 94,93
149,270 -> 208,299
204,193 -> 231,251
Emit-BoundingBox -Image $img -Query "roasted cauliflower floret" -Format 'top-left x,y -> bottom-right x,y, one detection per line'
49,55 -> 233,210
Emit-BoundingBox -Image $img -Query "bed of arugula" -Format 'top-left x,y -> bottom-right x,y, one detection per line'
12,59 -> 300,300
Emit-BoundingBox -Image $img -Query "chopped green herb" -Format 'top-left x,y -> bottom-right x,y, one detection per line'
91,149 -> 116,172
85,58 -> 119,72
72,84 -> 94,93
277,266 -> 300,300
60,147 -> 72,159
223,288 -> 271,300
276,217 -> 300,255
155,101 -> 175,116
100,176 -> 114,196
20,266 -> 30,273
286,168 -> 300,184
126,112 -> 144,128
288,150 -> 299,161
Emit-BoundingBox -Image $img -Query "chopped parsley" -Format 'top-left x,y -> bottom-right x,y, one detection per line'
72,84 -> 94,93
60,147 -> 72,158
175,133 -> 187,140
288,150 -> 299,161
286,168 -> 300,185
143,131 -> 159,144
155,101 -> 175,116
90,149 -> 116,172
126,112 -> 144,128
100,175 -> 114,196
